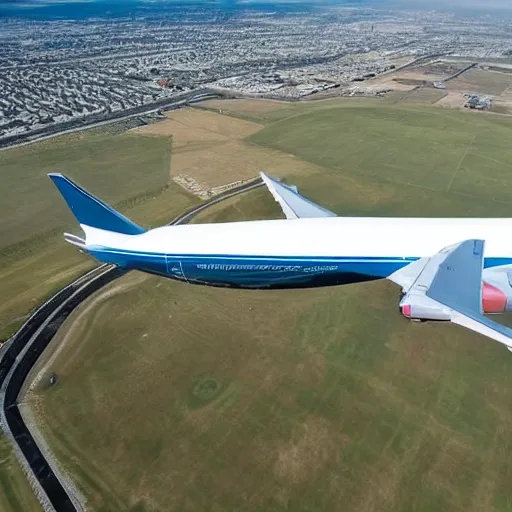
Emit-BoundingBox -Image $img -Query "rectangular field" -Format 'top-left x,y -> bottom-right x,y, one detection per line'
196,96 -> 385,124
248,103 -> 512,201
447,69 -> 512,96
396,88 -> 448,104
0,132 -> 172,250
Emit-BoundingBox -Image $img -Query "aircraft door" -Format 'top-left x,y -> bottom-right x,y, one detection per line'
165,255 -> 187,281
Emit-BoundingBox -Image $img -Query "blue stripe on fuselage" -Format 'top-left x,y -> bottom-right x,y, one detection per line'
86,247 -> 512,289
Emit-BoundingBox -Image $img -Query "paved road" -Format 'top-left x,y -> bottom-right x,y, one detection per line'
0,90 -> 223,151
0,177 -> 264,512
444,62 -> 477,82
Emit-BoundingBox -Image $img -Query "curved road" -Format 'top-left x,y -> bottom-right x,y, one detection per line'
0,177 -> 263,512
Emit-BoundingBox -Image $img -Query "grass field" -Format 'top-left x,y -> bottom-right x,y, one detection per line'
133,107 -> 341,194
0,129 -> 206,512
0,435 -> 42,512
0,124 -> 202,512
0,126 -> 202,340
249,104 -> 512,205
447,69 -> 512,96
26,100 -> 512,511
396,88 -> 448,104
197,97 -> 387,125
0,132 -> 172,249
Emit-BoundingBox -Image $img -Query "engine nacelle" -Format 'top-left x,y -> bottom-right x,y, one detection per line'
401,303 -> 451,322
400,267 -> 512,321
482,281 -> 512,313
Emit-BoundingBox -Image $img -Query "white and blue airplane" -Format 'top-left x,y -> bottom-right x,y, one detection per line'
49,172 -> 512,350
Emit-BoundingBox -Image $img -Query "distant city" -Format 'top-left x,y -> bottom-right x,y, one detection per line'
2,0 -> 512,144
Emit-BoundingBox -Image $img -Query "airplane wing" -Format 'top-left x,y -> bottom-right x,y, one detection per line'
260,171 -> 337,219
388,239 -> 512,350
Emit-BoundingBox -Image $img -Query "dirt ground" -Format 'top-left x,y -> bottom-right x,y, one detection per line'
172,138 -> 325,189
366,69 -> 447,92
396,70 -> 445,82
133,106 -> 321,195
133,108 -> 263,146
133,118 -> 229,147
434,92 -> 466,108
365,74 -> 417,92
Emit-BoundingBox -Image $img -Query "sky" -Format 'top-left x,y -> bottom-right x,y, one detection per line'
1,0 -> 510,15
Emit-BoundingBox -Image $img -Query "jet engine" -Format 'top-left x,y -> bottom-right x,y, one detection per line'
481,270 -> 512,313
400,267 -> 512,320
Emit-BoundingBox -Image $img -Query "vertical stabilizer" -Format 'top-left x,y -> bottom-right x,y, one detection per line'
48,174 -> 146,236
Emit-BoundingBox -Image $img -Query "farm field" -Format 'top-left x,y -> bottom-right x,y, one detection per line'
198,96 -> 387,124
395,88 -> 448,104
446,69 -> 512,96
26,99 -> 512,512
249,104 -> 512,206
361,60 -> 512,114
133,107 -> 334,195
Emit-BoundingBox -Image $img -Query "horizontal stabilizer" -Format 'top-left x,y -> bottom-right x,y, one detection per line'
64,233 -> 86,248
260,171 -> 336,219
48,174 -> 145,236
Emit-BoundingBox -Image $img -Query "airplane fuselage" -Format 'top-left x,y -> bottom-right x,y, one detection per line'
48,172 -> 512,349
84,216 -> 512,289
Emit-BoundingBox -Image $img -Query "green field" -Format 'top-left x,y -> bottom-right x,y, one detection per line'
197,96 -> 391,125
0,126 -> 200,511
249,104 -> 512,206
0,436 -> 42,512
0,129 -> 199,340
26,101 -> 512,511
0,132 -> 173,249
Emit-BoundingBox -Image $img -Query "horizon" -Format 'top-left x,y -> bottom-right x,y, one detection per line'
1,0 -> 509,20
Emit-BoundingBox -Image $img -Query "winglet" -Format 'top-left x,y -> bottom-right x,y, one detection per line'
260,171 -> 336,219
48,174 -> 145,235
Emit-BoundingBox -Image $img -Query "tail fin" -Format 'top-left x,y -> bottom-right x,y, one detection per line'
48,174 -> 146,236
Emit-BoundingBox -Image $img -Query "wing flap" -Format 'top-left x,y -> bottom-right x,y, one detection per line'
426,239 -> 484,314
387,256 -> 430,291
260,171 -> 336,219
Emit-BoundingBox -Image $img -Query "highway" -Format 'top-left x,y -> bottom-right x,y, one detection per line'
0,176 -> 264,512
0,89 -> 227,151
